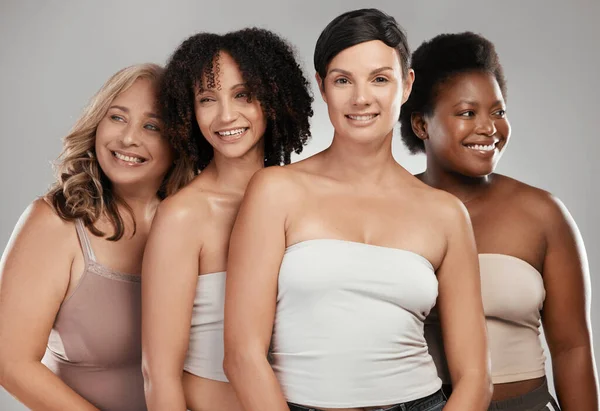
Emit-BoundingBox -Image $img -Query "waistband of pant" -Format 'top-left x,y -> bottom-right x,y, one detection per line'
488,379 -> 554,410
288,389 -> 445,411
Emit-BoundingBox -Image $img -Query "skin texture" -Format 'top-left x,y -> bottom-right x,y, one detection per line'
413,71 -> 599,409
224,40 -> 491,411
0,78 -> 172,410
141,52 -> 265,411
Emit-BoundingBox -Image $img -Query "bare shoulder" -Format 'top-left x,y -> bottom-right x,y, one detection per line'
411,179 -> 470,223
497,175 -> 571,226
153,178 -> 213,229
245,165 -> 306,205
18,197 -> 75,240
1,198 -> 77,268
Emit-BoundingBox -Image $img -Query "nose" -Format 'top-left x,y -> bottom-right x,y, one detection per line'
476,115 -> 497,137
121,123 -> 141,146
218,99 -> 239,123
351,82 -> 372,107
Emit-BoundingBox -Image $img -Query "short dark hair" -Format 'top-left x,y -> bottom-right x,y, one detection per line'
400,32 -> 507,154
160,28 -> 314,174
314,8 -> 410,80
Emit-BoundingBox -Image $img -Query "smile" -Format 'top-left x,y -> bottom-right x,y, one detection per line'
112,151 -> 147,164
465,143 -> 496,152
345,114 -> 379,121
216,128 -> 248,137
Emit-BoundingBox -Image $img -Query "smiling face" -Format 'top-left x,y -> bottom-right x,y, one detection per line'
194,51 -> 267,161
422,71 -> 511,177
95,78 -> 173,191
317,40 -> 414,144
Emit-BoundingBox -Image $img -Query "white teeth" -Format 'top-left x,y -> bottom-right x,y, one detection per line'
467,144 -> 495,152
347,114 -> 376,121
114,152 -> 144,163
217,128 -> 246,137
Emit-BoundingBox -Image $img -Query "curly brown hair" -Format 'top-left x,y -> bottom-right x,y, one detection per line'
46,64 -> 192,241
160,28 -> 314,175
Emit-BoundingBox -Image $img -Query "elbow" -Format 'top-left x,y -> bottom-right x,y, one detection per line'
223,344 -> 263,384
141,356 -> 166,398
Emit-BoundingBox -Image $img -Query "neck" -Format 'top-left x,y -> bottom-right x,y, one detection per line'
206,144 -> 265,195
112,183 -> 162,224
321,129 -> 400,186
421,158 -> 493,203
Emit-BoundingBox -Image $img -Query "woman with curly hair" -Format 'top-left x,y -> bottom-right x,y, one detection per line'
140,28 -> 312,411
0,63 -> 187,410
402,32 -> 598,411
223,9 -> 490,411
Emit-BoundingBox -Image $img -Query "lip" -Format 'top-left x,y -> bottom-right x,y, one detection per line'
462,143 -> 498,157
345,113 -> 379,126
214,127 -> 249,143
111,150 -> 148,166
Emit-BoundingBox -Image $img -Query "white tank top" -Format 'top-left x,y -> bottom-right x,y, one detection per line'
271,239 -> 442,408
183,271 -> 228,382
425,254 -> 546,384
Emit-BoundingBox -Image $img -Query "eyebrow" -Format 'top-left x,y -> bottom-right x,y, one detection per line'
452,99 -> 504,108
196,82 -> 248,95
328,67 -> 394,76
109,105 -> 161,119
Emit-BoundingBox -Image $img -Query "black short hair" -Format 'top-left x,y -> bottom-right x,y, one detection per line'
314,8 -> 410,80
400,32 -> 507,154
160,28 -> 313,173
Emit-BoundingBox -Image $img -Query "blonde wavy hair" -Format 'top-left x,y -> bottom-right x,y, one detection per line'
46,63 -> 194,241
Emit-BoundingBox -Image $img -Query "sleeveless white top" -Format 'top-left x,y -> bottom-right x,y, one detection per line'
183,271 -> 228,382
271,239 -> 442,408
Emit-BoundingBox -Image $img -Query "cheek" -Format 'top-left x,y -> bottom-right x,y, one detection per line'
497,119 -> 511,140
195,107 -> 214,137
149,138 -> 174,168
324,89 -> 348,115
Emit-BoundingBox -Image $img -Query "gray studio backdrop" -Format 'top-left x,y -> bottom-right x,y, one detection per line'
1,0 -> 598,408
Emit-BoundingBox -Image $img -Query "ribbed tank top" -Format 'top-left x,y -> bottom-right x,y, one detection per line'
271,239 -> 441,408
41,219 -> 146,411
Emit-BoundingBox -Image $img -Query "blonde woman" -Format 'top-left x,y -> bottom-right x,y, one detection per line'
0,64 -> 190,411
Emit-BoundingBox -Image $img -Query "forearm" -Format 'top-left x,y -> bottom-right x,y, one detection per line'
552,345 -> 599,411
445,371 -> 492,411
1,360 -> 98,411
143,373 -> 187,411
225,352 -> 288,411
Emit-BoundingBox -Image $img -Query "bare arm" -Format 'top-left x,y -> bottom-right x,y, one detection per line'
223,169 -> 291,411
540,196 -> 598,410
0,199 -> 99,410
436,197 -> 491,410
141,196 -> 202,411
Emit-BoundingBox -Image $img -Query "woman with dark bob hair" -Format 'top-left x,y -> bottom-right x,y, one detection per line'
0,63 -> 184,410
224,9 -> 490,411
402,32 -> 598,410
141,28 -> 313,410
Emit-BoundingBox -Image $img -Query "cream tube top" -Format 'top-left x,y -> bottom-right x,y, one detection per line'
271,239 -> 442,408
183,271 -> 228,382
425,254 -> 546,384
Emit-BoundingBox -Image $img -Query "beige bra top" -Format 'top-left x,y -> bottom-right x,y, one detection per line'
425,253 -> 546,384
